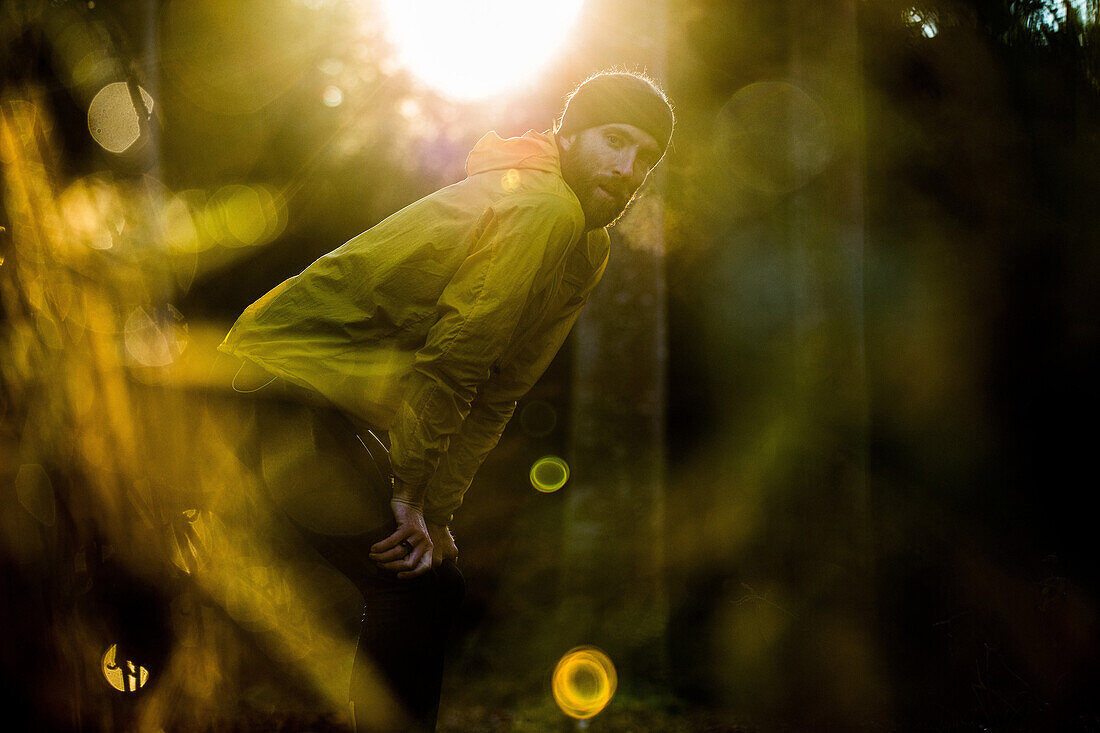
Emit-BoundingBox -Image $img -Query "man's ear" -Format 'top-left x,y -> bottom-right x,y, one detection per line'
557,132 -> 576,152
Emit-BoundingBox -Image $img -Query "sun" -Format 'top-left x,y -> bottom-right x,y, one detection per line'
375,0 -> 586,101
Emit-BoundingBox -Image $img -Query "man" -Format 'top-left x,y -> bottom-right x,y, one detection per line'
219,71 -> 673,731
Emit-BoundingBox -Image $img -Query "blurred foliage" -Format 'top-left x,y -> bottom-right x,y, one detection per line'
1,0 -> 1098,730
665,0 -> 1100,729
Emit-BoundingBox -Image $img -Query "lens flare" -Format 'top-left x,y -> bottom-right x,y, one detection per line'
519,399 -> 557,437
216,184 -> 266,246
551,646 -> 617,719
87,82 -> 154,153
160,192 -> 202,252
714,81 -> 833,195
203,184 -> 285,247
530,455 -> 569,493
59,174 -> 124,250
101,644 -> 150,692
123,306 -> 188,367
501,168 -> 521,193
322,85 -> 343,107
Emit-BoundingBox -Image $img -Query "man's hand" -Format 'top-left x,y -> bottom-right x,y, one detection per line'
369,500 -> 433,579
427,522 -> 458,568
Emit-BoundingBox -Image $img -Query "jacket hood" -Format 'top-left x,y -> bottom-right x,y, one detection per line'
465,129 -> 562,176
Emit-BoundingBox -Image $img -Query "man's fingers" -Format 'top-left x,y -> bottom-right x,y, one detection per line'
370,545 -> 408,563
370,527 -> 413,554
397,553 -> 433,579
376,551 -> 418,570
377,546 -> 428,572
373,532 -> 431,567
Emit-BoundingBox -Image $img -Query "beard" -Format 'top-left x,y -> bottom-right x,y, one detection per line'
559,141 -> 636,230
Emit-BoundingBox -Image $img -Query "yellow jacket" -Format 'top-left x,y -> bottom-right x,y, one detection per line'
219,130 -> 610,524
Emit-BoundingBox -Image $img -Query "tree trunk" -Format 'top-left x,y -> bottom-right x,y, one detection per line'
562,2 -> 671,694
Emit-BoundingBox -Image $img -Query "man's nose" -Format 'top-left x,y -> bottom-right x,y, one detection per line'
611,150 -> 636,180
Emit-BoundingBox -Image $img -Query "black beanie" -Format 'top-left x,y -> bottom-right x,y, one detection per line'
557,72 -> 674,155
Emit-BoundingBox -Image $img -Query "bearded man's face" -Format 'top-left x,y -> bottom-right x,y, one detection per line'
558,123 -> 661,231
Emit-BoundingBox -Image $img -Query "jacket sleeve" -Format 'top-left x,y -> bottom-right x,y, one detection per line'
387,194 -> 584,502
421,248 -> 609,525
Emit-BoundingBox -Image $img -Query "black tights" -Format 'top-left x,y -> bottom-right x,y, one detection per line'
232,375 -> 464,732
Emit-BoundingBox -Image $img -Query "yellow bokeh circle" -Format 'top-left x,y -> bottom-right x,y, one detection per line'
530,455 -> 569,493
551,646 -> 617,719
101,643 -> 150,693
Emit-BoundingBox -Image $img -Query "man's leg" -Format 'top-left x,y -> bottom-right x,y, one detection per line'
350,558 -> 465,732
245,389 -> 464,731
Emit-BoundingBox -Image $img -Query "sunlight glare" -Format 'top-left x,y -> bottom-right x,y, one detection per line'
530,455 -> 570,493
375,0 -> 586,100
552,646 -> 617,719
